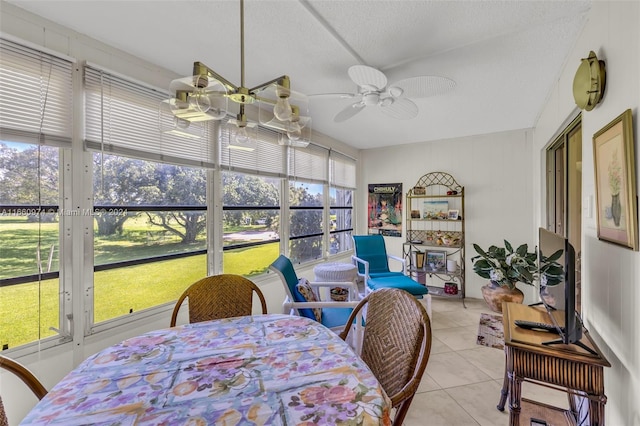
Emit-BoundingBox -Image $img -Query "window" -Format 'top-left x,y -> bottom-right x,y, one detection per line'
0,38 -> 72,350
289,180 -> 324,263
84,65 -> 210,325
0,38 -> 360,351
329,151 -> 356,255
329,187 -> 353,255
0,143 -> 62,349
288,145 -> 328,263
222,171 -> 280,276
545,114 -> 582,311
91,154 -> 208,323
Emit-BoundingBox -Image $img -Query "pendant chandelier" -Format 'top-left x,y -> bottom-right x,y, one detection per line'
160,0 -> 310,149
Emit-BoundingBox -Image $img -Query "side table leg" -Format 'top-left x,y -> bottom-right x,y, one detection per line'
589,395 -> 607,426
497,368 -> 508,411
508,374 -> 522,426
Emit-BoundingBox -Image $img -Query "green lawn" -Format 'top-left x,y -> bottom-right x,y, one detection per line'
0,216 -> 279,349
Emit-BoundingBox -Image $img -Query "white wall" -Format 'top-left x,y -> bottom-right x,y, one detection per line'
358,129 -> 536,302
534,2 -> 640,425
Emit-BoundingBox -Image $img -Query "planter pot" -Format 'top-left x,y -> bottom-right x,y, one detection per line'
481,281 -> 524,313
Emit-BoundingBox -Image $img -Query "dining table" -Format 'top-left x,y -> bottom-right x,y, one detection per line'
21,314 -> 391,425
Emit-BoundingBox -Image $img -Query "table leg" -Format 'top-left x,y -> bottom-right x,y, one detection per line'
589,394 -> 607,426
508,373 -> 522,426
497,368 -> 508,411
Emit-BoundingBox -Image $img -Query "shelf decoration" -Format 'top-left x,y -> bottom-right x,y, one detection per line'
423,200 -> 448,219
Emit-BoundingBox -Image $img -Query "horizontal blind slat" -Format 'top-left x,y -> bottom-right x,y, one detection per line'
0,38 -> 73,143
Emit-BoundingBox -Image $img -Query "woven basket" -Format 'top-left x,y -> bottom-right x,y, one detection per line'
330,287 -> 349,301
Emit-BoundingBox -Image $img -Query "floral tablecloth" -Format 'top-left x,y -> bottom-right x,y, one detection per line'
21,314 -> 390,425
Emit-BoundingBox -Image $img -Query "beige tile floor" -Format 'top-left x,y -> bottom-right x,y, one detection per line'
402,296 -> 570,426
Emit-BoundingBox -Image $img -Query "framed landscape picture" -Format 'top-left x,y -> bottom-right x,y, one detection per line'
423,200 -> 448,219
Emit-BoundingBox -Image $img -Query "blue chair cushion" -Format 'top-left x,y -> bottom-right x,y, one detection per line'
368,271 -> 405,279
321,307 -> 354,329
367,275 -> 428,298
321,307 -> 365,329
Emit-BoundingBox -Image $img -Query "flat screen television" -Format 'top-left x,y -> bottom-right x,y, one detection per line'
537,227 -> 594,354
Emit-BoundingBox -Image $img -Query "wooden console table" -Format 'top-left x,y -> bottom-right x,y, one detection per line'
498,302 -> 610,426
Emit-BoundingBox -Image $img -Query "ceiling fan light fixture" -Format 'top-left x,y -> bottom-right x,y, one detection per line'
380,97 -> 394,107
363,92 -> 379,106
328,64 -> 455,122
388,86 -> 403,97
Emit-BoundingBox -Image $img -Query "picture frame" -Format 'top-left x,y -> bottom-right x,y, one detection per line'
447,209 -> 459,220
426,250 -> 447,270
423,200 -> 448,219
593,109 -> 638,250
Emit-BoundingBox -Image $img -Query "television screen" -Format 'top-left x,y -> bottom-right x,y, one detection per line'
538,227 -> 583,346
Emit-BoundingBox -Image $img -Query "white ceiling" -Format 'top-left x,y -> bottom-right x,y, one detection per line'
6,0 -> 591,150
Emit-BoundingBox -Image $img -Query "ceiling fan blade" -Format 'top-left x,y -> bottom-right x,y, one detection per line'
307,92 -> 357,99
334,102 -> 365,123
348,65 -> 387,91
380,97 -> 418,120
389,76 -> 456,98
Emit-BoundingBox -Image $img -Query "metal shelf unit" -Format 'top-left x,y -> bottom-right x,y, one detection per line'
404,172 -> 465,306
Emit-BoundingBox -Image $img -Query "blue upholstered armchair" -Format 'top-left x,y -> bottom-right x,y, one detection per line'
352,235 -> 432,317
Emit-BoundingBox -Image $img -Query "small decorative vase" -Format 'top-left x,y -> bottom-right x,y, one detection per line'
611,193 -> 621,227
481,281 -> 524,313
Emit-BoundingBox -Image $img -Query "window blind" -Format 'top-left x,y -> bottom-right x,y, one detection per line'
0,38 -> 73,146
288,143 -> 329,184
219,123 -> 286,177
84,65 -> 214,168
329,150 -> 357,189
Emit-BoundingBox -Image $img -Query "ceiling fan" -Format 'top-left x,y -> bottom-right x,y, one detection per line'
326,65 -> 455,123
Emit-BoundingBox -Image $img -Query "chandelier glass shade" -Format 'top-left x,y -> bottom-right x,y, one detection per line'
161,0 -> 309,146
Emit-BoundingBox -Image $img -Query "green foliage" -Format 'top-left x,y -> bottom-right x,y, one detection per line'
93,154 -> 207,243
289,182 -> 323,262
222,172 -> 280,227
0,143 -> 59,205
471,240 -> 537,289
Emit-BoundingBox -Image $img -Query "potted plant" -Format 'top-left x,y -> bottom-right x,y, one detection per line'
471,240 -> 537,313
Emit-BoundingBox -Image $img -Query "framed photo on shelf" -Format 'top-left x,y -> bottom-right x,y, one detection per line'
593,109 -> 638,250
426,250 -> 446,270
423,200 -> 448,219
447,209 -> 459,220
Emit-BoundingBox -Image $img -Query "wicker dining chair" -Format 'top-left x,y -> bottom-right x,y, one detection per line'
0,355 -> 47,426
339,288 -> 432,425
170,274 -> 267,327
